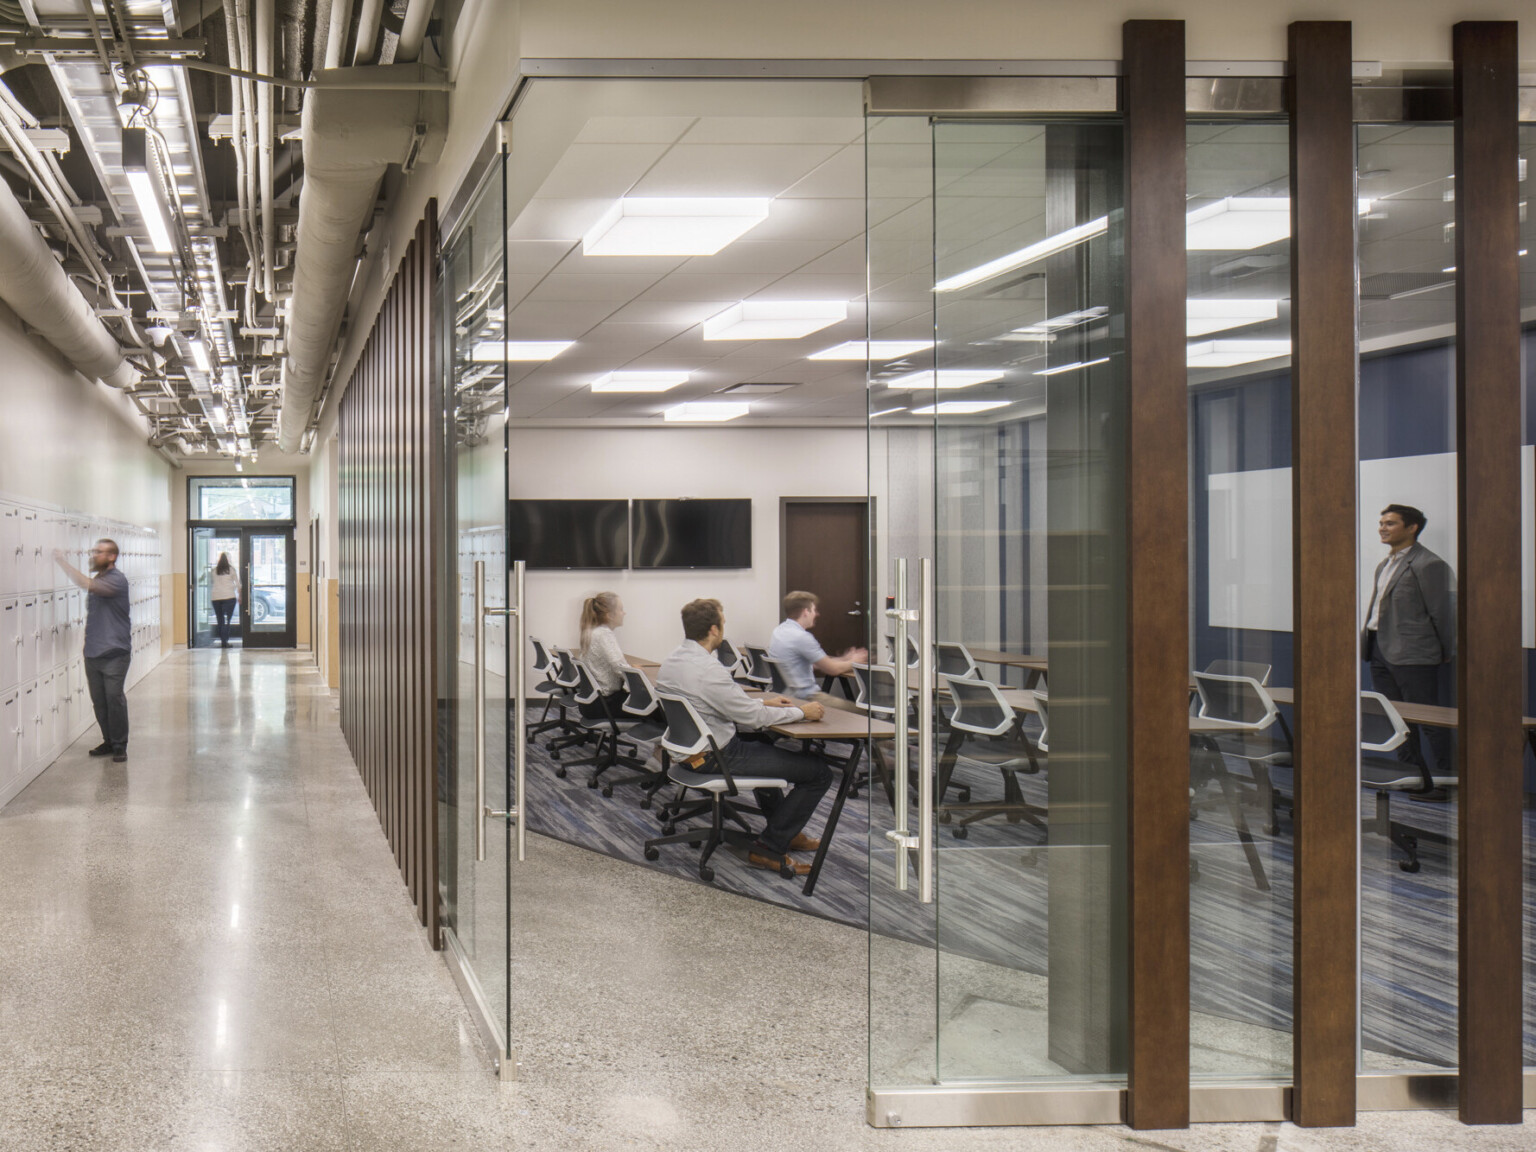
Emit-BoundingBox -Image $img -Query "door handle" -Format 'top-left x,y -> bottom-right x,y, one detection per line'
883,559 -> 917,891
475,559 -> 527,863
847,609 -> 863,616
915,556 -> 934,904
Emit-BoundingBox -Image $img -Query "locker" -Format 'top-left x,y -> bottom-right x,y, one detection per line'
17,597 -> 36,684
0,598 -> 16,691
38,593 -> 56,671
0,688 -> 17,794
38,672 -> 57,763
19,681 -> 37,775
0,504 -> 17,597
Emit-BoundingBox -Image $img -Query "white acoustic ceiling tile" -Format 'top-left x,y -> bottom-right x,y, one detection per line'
603,300 -> 734,326
636,273 -> 781,302
552,247 -> 687,277
506,300 -> 619,329
532,143 -> 672,199
778,144 -> 865,199
507,198 -> 614,242
755,272 -> 865,300
743,197 -> 865,242
629,144 -> 844,198
795,238 -> 866,276
571,322 -> 697,347
527,273 -> 668,303
573,115 -> 698,144
678,116 -> 863,146
506,240 -> 573,277
677,239 -> 842,275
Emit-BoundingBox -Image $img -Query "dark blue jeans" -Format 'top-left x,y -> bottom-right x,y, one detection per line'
84,650 -> 130,750
720,736 -> 833,855
212,597 -> 237,643
1369,642 -> 1453,777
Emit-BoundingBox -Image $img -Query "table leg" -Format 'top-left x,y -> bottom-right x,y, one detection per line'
803,742 -> 864,898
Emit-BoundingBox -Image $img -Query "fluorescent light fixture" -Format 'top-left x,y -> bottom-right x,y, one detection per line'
591,370 -> 691,393
884,368 -> 1006,390
911,400 -> 1012,415
702,300 -> 847,341
808,340 -> 933,361
935,217 -> 1108,293
1011,307 -> 1109,337
125,169 -> 174,254
188,339 -> 211,372
1186,339 -> 1292,367
1185,197 -> 1372,250
583,197 -> 771,256
1186,299 -> 1280,336
1033,356 -> 1110,377
664,401 -> 750,422
869,405 -> 909,418
469,340 -> 573,362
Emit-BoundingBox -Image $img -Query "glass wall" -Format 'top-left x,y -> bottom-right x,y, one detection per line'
1521,123 -> 1535,1072
1185,120 -> 1295,1079
1355,123 -> 1459,1072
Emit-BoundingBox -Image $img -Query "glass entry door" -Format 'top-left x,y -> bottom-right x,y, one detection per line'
189,526 -> 294,649
190,527 -> 242,648
867,112 -> 1130,1122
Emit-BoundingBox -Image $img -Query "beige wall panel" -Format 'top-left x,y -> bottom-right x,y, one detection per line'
326,578 -> 340,688
296,573 -> 311,646
172,576 -> 188,645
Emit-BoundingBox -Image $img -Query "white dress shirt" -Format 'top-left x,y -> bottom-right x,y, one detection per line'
656,639 -> 804,747
1366,549 -> 1408,632
581,624 -> 627,693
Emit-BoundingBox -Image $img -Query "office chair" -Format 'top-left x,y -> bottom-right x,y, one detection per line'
763,655 -> 791,696
1358,692 -> 1455,873
886,633 -> 919,669
715,637 -> 744,678
543,649 -> 593,766
564,659 -> 651,791
851,662 -> 905,807
740,645 -> 772,688
641,692 -> 794,882
935,642 -> 980,681
526,637 -> 570,739
935,674 -> 1046,840
593,665 -> 671,804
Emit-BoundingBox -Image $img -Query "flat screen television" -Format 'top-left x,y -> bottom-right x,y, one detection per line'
507,499 -> 630,569
631,498 -> 752,569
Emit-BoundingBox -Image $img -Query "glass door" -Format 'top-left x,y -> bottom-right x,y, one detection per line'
437,163 -> 513,1075
190,526 -> 241,648
868,110 -> 1130,1121
241,529 -> 295,648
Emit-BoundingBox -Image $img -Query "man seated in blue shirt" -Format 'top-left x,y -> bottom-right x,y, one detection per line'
658,598 -> 833,877
768,590 -> 868,709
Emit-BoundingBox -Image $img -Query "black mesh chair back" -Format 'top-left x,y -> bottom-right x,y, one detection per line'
764,655 -> 790,695
619,666 -> 658,717
943,674 -> 1013,736
1192,671 -> 1275,728
936,642 -> 979,680
887,634 -> 919,668
571,659 -> 601,706
1204,658 -> 1272,685
741,645 -> 772,687
655,692 -> 711,761
716,638 -> 742,675
853,663 -> 899,717
530,636 -> 554,676
552,648 -> 579,690
1033,685 -> 1050,752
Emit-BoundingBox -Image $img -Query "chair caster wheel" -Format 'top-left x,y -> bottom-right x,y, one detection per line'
662,824 -> 676,836
643,846 -> 660,861
699,866 -> 715,882
587,777 -> 599,788
554,767 -> 567,778
958,788 -> 971,802
688,840 -> 702,849
952,826 -> 968,840
551,752 -> 561,761
938,811 -> 951,824
601,785 -> 614,798
1399,859 -> 1421,873
640,798 -> 652,810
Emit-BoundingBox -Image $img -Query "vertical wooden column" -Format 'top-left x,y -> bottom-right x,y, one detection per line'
1287,21 -> 1358,1129
1122,19 -> 1190,1131
1453,20 -> 1523,1126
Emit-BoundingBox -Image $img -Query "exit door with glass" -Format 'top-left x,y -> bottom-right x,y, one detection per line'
190,526 -> 296,649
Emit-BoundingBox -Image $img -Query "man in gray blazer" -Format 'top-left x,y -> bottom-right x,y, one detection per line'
1360,503 -> 1456,787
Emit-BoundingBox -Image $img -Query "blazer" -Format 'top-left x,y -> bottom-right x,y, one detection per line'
1360,542 -> 1455,666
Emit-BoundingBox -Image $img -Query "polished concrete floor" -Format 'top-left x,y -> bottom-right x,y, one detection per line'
0,649 -> 1529,1150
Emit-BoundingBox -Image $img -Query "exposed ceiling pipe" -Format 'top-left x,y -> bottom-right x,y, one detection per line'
220,1 -> 258,326
394,0 -> 435,64
350,0 -> 384,65
323,0 -> 354,69
255,0 -> 275,301
0,160 -> 137,389
276,66 -> 445,452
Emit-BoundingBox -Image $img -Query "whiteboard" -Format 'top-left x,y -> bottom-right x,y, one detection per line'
1206,446 -> 1533,646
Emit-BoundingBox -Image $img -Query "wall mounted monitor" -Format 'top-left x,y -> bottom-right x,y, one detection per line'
631,498 -> 752,569
507,499 -> 630,569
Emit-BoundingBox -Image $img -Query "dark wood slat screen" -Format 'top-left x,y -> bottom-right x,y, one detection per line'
1452,21 -> 1523,1125
1121,19 -> 1190,1131
1286,20 -> 1358,1128
338,203 -> 441,940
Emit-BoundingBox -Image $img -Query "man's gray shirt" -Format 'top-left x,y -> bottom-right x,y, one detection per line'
84,567 -> 131,658
768,617 -> 827,698
656,639 -> 803,748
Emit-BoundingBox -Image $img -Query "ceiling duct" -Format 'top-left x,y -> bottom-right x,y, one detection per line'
277,64 -> 446,452
0,156 -> 137,389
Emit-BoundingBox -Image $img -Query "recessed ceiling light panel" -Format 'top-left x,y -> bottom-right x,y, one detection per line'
911,400 -> 1012,415
1186,299 -> 1280,336
884,368 -> 1005,390
935,217 -> 1109,293
702,300 -> 847,341
1185,198 -> 1372,250
808,339 -> 934,361
470,340 -> 574,362
664,401 -> 751,422
583,197 -> 771,256
591,370 -> 691,393
1186,338 -> 1292,367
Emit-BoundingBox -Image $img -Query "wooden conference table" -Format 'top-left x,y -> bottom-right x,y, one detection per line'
627,653 -> 895,896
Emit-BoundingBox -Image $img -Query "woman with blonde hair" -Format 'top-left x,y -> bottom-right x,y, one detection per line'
577,591 -> 628,717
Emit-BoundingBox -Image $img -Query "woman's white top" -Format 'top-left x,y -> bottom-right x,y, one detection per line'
582,624 -> 626,693
211,571 -> 240,600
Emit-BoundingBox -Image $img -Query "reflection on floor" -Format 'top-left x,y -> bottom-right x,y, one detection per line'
525,726 -> 1536,1074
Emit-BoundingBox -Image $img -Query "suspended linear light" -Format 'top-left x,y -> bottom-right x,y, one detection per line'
664,401 -> 750,422
1185,198 -> 1373,250
188,339 -> 211,372
469,340 -> 573,362
702,300 -> 847,341
809,340 -> 934,361
935,217 -> 1108,293
1186,339 -> 1292,367
583,197 -> 771,256
591,370 -> 691,393
1010,306 -> 1110,337
122,127 -> 175,255
869,405 -> 910,418
1033,357 -> 1111,377
1186,299 -> 1281,336
884,368 -> 1006,390
911,400 -> 1012,415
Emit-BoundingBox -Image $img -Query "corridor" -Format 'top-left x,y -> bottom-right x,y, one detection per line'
0,650 -> 1523,1150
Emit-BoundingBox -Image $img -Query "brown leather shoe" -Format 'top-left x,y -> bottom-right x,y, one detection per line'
747,851 -> 811,876
788,833 -> 821,852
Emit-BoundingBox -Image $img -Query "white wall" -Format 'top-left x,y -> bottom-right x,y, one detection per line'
509,424 -> 867,670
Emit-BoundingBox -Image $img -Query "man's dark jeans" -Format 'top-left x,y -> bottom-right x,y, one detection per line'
720,736 -> 833,855
1368,640 -> 1451,776
85,650 -> 131,751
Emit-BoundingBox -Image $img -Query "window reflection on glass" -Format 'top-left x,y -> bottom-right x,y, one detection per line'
1356,123 -> 1459,1072
192,476 -> 294,521
1185,120 -> 1294,1081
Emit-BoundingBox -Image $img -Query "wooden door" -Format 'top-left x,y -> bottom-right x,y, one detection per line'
780,499 -> 868,656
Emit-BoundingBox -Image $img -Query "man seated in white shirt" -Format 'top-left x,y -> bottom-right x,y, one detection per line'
657,598 -> 832,877
768,590 -> 869,709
